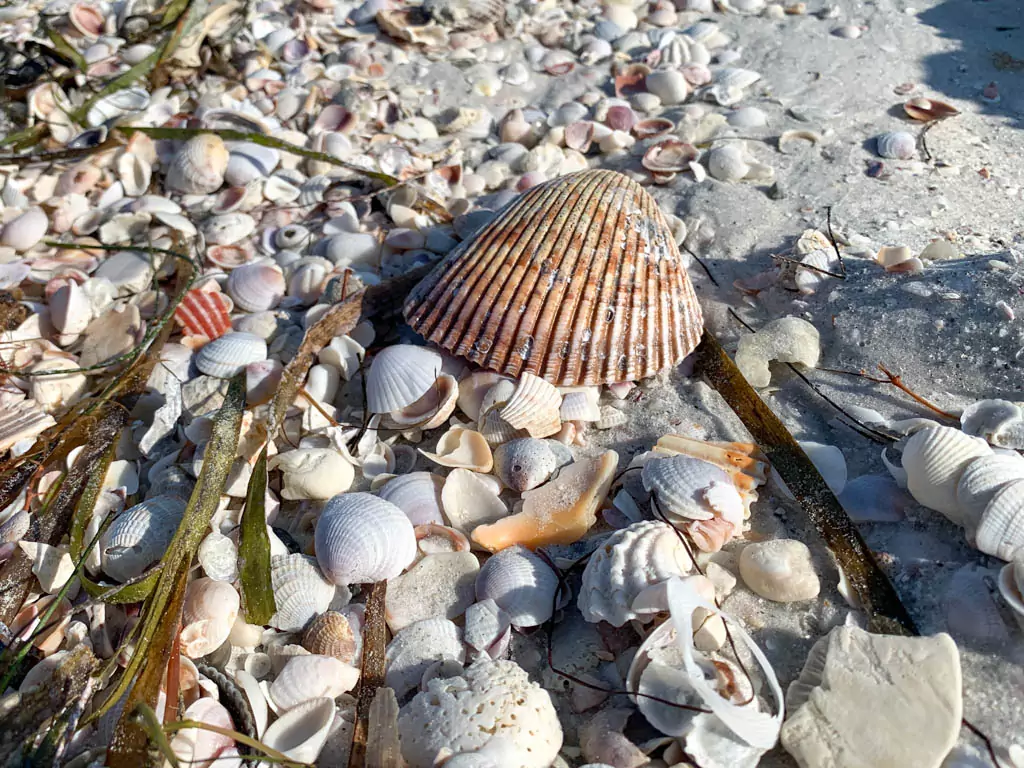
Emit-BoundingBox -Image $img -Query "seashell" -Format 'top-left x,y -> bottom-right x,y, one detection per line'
457,372 -> 511,421
405,170 -> 703,386
734,315 -> 820,388
70,3 -> 106,37
385,617 -> 465,699
18,542 -> 74,594
386,551 -> 480,632
838,474 -> 909,523
633,117 -> 675,140
960,399 -> 1024,449
441,468 -> 508,536
727,106 -> 767,129
578,520 -> 693,626
180,578 -> 240,658
559,387 -> 601,422
85,88 -> 149,127
270,553 -> 339,632
169,698 -> 237,768
476,545 -> 559,629
901,426 -> 992,523
262,697 -> 336,764
117,153 -> 151,197
377,472 -> 446,526
1,208 -> 48,252
196,332 -> 268,378
798,441 -> 847,495
101,495 -> 185,582
166,134 -> 229,195
497,373 -> 562,438
472,450 -> 617,552
974,479 -> 1024,560
201,213 -> 256,246
595,405 -> 628,430
227,262 -> 286,313
652,436 -> 768,496
642,455 -> 745,525
416,524 -> 472,556
643,139 -> 699,173
645,69 -> 690,105
0,399 -> 56,453
707,143 -> 751,182
174,286 -> 232,341
956,454 -> 1024,533
565,121 -> 595,153
302,611 -> 358,664
493,438 -> 559,492
270,655 -> 360,711
198,530 -> 238,582
739,539 -> 820,602
387,374 -> 459,430
366,345 -> 444,414
463,599 -> 512,660
271,448 -> 354,500
315,493 -> 417,585
903,97 -> 959,122
50,280 -> 92,337
247,359 -> 284,406
225,143 -> 280,186
420,426 -> 494,472
875,131 -> 916,160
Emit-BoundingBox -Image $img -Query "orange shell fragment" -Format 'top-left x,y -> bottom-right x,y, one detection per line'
471,450 -> 618,553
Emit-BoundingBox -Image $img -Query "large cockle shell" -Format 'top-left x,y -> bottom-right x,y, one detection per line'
366,345 -> 443,413
578,520 -> 693,626
974,479 -> 1024,561
271,448 -> 355,500
227,262 -> 286,313
378,472 -> 446,526
421,426 -> 493,472
196,332 -> 268,378
302,611 -> 359,664
270,654 -> 360,711
101,494 -> 185,582
386,551 -> 480,632
180,577 -> 240,658
385,617 -> 466,699
499,373 -> 562,438
262,697 -> 336,764
472,450 -> 617,552
475,545 -> 560,629
315,493 -> 417,585
902,426 -> 992,523
270,553 -> 338,631
405,170 -> 704,386
166,134 -> 229,195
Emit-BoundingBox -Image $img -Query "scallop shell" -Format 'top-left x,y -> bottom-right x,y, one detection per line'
174,286 -> 232,340
180,578 -> 240,658
0,399 -> 56,453
955,454 -> 1024,533
420,426 -> 494,472
101,494 -> 185,582
476,545 -> 559,629
302,611 -> 358,664
876,131 -> 916,160
642,455 -> 745,525
493,438 -> 558,492
974,479 -> 1024,561
377,472 -> 446,526
559,387 -> 601,422
270,553 -> 339,632
196,332 -> 268,378
404,170 -> 703,386
315,493 -> 417,585
270,655 -> 360,711
578,520 -> 693,626
499,373 -> 562,438
262,697 -> 335,764
642,140 -> 700,173
441,468 -> 508,535
902,426 -> 992,523
385,617 -> 465,699
366,345 -> 444,414
227,262 -> 286,313
166,134 -> 229,195
387,373 -> 459,430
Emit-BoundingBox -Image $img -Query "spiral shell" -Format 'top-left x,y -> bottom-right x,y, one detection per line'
475,545 -> 560,629
101,494 -> 185,582
270,654 -> 360,711
180,577 -> 240,658
366,345 -> 444,414
302,611 -> 358,664
578,521 -> 693,626
377,472 -> 446,526
270,553 -> 339,632
196,332 -> 268,378
166,134 -> 229,195
902,426 -> 992,523
315,493 -> 417,585
227,262 -> 286,313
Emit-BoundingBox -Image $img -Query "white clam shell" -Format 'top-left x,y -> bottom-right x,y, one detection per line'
463,599 -> 512,660
901,426 -> 992,523
169,698 -> 236,768
201,213 -> 256,246
198,530 -> 239,582
262,696 -> 336,764
180,577 -> 240,658
366,345 -> 444,413
227,262 -> 286,312
493,438 -> 558,492
225,143 -> 280,186
315,493 -> 417,585
441,468 -> 508,536
233,669 -> 269,737
578,520 -> 693,626
475,545 -> 559,629
166,134 -> 229,195
101,494 -> 185,582
559,388 -> 601,422
118,152 -> 152,197
377,472 -> 446,526
974,479 -> 1024,561
1,208 -> 48,252
642,455 -> 744,526
270,654 -> 360,711
385,617 -> 465,699
287,259 -> 330,305
499,373 -> 563,438
270,448 -> 355,500
196,332 -> 268,378
876,131 -> 916,160
707,143 -> 750,182
50,280 -> 92,336
420,426 -> 493,472
798,441 -> 847,495
270,553 -> 340,632
955,454 -> 1024,533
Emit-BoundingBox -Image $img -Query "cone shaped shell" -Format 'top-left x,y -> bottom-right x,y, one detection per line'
404,170 -> 704,386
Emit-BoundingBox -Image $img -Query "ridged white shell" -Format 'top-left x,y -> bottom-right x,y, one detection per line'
270,553 -> 338,632
0,399 -> 56,453
475,545 -> 559,629
378,472 -> 446,525
366,345 -> 444,414
101,494 -> 185,582
166,134 -> 229,195
559,387 -> 601,422
642,455 -> 744,525
420,426 -> 494,472
578,521 -> 693,626
955,454 -> 1024,533
387,373 -> 459,429
315,493 -> 417,585
262,697 -> 335,764
974,479 -> 1024,561
180,577 -> 240,658
902,426 -> 992,523
463,599 -> 513,660
441,468 -> 508,535
196,332 -> 268,378
876,131 -> 916,160
227,262 -> 286,312
270,655 -> 360,711
493,438 -> 558,492
499,373 -> 562,438
385,617 -> 465,699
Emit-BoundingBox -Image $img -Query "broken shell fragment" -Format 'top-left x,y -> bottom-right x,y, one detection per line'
499,373 -> 562,438
441,468 -> 508,536
734,316 -> 820,388
903,97 -> 960,122
420,426 -> 494,472
739,539 -> 820,602
493,438 -> 559,492
385,551 -> 480,632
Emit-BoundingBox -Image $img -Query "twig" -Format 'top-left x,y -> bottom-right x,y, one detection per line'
682,243 -> 720,287
919,120 -> 939,164
818,364 -> 957,420
349,580 -> 388,768
825,207 -> 847,278
962,718 -> 1002,767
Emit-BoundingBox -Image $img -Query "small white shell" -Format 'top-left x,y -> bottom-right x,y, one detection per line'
493,438 -> 559,492
706,143 -> 751,182
366,345 -> 444,413
420,426 -> 494,472
225,143 -> 280,186
798,441 -> 847,495
441,468 -> 508,536
270,654 -> 360,711
463,599 -> 513,660
50,281 -> 92,336
997,560 -> 1024,628
387,374 -> 459,430
18,542 -> 74,594
901,426 -> 992,523
499,373 -> 562,438
287,258 -> 330,305
201,213 -> 257,246
227,262 -> 286,312
101,494 -> 185,582
196,332 -> 268,378
642,455 -> 745,525
955,454 -> 1024,533
315,493 -> 417,585
166,134 -> 229,194
270,448 -> 355,500
974,479 -> 1024,560
739,539 -> 820,602
385,551 -> 480,632
578,521 -> 693,626
117,152 -> 151,197
475,545 -> 559,629
262,697 -> 336,764
270,553 -> 339,632
198,530 -> 238,582
378,472 -> 446,526
559,388 -> 601,422
385,617 -> 465,699
876,131 -> 916,160
180,577 -> 240,658
1,208 -> 48,252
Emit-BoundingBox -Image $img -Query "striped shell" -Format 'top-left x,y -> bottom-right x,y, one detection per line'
227,262 -> 286,312
0,399 -> 56,453
101,494 -> 185,582
302,611 -> 358,664
166,134 -> 229,195
196,332 -> 268,378
975,479 -> 1024,561
174,286 -> 232,340
377,472 -> 446,526
269,553 -> 338,632
955,454 -> 1024,533
475,545 -> 559,629
314,493 -> 417,585
366,345 -> 443,414
500,373 -> 562,438
404,170 -> 703,386
902,426 -> 992,523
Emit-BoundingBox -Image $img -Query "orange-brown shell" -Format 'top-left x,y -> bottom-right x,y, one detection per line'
404,170 -> 703,386
301,610 -> 357,664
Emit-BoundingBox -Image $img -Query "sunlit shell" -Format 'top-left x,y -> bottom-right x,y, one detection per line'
366,345 -> 444,413
441,468 -> 508,535
315,493 -> 417,585
472,450 -> 617,552
377,472 -> 446,526
1,208 -> 48,252
420,426 -> 494,472
653,435 -> 769,496
902,426 -> 992,523
101,494 -> 185,582
998,560 -> 1024,626
739,539 -> 820,602
166,134 -> 229,195
270,448 -> 355,500
262,697 -> 335,764
477,380 -> 526,446
270,553 -> 339,632
643,140 -> 700,173
642,454 -> 745,527
0,398 -> 56,453
170,698 -> 237,768
578,520 -> 693,626
196,331 -> 268,378
386,551 -> 480,632
875,131 -> 916,160
180,578 -> 240,658
202,213 -> 256,246
387,374 -> 459,429
405,170 -> 704,386
955,454 -> 1024,533
974,479 -> 1024,561
174,286 -> 232,340
385,617 -> 465,699
558,387 -> 601,423
457,371 -> 511,421
475,545 -> 559,629
287,259 -> 330,305
416,524 -> 472,556
19,541 -> 74,594
118,152 -> 152,197
227,262 -> 286,313
499,373 -> 562,438
960,399 -> 1024,449
493,438 -> 559,492
903,97 -> 960,122
302,611 -> 358,664
271,655 -> 360,711
198,530 -> 238,582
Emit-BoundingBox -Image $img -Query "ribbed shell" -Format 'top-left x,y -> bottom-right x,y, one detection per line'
302,611 -> 358,663
0,399 -> 55,453
227,262 -> 286,313
196,331 -> 268,378
404,170 -> 704,386
101,494 -> 185,582
975,479 -> 1024,561
902,426 -> 992,523
314,493 -> 417,585
955,454 -> 1024,531
377,472 -> 446,526
174,287 -> 232,340
269,553 -> 338,632
166,134 -> 229,195
578,521 -> 692,626
641,454 -> 744,525
366,344 -> 443,413
499,373 -> 562,438
475,545 -> 559,628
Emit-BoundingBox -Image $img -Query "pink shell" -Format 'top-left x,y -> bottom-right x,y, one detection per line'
174,287 -> 232,340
